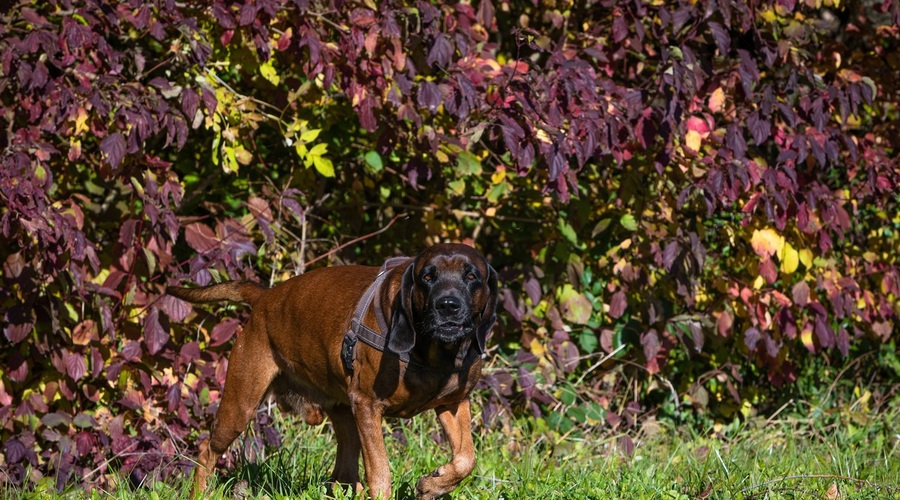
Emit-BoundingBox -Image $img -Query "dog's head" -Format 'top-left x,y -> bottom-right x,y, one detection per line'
387,243 -> 498,356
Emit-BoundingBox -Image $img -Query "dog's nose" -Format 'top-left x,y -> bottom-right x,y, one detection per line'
436,296 -> 462,314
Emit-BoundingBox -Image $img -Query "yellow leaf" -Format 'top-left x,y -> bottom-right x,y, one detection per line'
801,323 -> 815,352
309,143 -> 328,156
798,248 -> 813,269
313,156 -> 335,177
491,167 -> 507,184
708,87 -> 726,113
685,129 -> 703,152
299,129 -> 321,143
753,275 -> 765,290
260,60 -> 280,86
750,228 -> 783,258
529,338 -> 545,358
780,242 -> 799,274
74,107 -> 90,135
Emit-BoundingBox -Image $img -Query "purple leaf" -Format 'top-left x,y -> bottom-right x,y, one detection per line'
181,87 -> 200,120
210,318 -> 241,346
212,3 -> 236,29
201,86 -> 218,115
708,21 -> 730,54
416,81 -> 441,112
524,276 -> 542,304
726,124 -> 747,159
238,3 -> 259,26
144,307 -> 169,355
815,316 -> 834,348
477,0 -> 495,28
64,352 -> 87,381
792,281 -> 809,307
159,294 -> 191,322
747,111 -> 770,145
744,327 -> 761,351
100,133 -> 126,170
427,35 -> 453,68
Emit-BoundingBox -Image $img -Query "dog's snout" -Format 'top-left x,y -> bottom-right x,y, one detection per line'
436,295 -> 462,314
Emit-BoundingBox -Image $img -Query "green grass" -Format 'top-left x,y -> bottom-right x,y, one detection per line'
5,400 -> 900,500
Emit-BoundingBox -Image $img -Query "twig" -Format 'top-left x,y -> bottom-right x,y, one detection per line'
304,212 -> 410,268
81,440 -> 139,482
574,344 -> 627,386
764,398 -> 795,426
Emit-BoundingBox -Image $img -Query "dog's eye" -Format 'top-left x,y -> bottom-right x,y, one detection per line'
422,274 -> 434,283
466,273 -> 477,281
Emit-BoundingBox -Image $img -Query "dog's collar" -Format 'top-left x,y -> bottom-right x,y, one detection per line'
341,258 -> 476,374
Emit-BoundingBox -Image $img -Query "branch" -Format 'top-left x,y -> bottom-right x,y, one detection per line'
304,212 -> 409,268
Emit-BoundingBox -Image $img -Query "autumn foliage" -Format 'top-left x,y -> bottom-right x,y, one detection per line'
1,0 -> 898,491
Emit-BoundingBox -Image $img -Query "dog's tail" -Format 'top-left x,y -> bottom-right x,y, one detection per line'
166,281 -> 266,305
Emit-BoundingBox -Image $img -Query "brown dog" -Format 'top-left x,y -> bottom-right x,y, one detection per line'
167,243 -> 498,499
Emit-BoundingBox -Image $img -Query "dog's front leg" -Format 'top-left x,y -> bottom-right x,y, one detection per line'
352,399 -> 392,499
415,398 -> 476,499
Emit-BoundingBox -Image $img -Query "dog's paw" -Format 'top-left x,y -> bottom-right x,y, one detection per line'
415,470 -> 453,500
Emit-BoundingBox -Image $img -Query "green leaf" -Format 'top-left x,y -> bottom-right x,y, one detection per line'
620,214 -> 638,231
559,284 -> 592,324
455,151 -> 482,176
559,219 -> 579,247
579,329 -> 598,353
592,218 -> 612,237
448,179 -> 466,195
364,151 -> 383,173
486,181 -> 509,203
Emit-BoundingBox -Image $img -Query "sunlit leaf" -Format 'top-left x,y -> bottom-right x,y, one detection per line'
364,151 -> 383,172
750,228 -> 783,258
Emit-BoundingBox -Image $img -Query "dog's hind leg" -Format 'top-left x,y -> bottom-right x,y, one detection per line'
326,406 -> 364,493
191,321 -> 279,498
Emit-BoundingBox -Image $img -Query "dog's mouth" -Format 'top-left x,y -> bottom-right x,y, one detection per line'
429,321 -> 473,343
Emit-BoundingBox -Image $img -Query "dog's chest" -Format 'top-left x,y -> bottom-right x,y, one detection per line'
383,364 -> 481,418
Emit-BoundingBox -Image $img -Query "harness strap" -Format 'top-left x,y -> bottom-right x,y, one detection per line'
341,257 -> 476,374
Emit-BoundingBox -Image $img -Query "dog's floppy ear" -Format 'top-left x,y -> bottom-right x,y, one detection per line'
474,265 -> 499,355
387,262 -> 417,354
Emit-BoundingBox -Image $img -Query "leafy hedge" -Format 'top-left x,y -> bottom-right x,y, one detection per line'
1,0 -> 898,491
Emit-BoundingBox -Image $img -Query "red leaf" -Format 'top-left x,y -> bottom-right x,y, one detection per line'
759,257 -> 777,284
641,329 -> 660,374
144,307 -> 169,355
792,281 -> 809,307
210,318 -> 241,346
608,290 -> 627,319
600,328 -> 616,353
717,310 -> 734,336
184,222 -> 218,253
618,435 -> 635,457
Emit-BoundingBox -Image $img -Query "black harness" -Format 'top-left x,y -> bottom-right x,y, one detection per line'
341,258 -> 477,374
